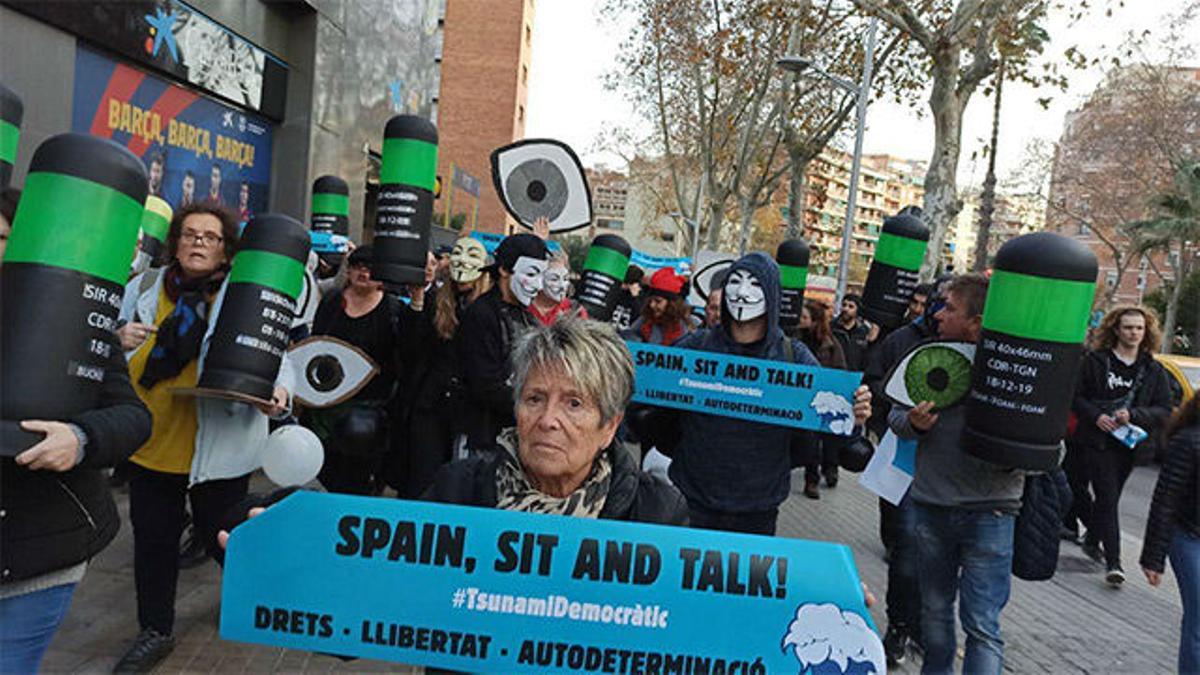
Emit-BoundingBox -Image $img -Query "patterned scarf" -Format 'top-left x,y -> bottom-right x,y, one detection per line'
138,264 -> 225,389
493,428 -> 613,518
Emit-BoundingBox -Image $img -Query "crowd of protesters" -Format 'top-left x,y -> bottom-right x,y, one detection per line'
1,158 -> 1197,675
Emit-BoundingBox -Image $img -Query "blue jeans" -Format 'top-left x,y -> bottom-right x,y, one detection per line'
0,583 -> 78,673
914,504 -> 1015,675
1171,529 -> 1200,674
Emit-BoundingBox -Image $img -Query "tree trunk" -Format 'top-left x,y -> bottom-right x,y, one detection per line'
787,151 -> 808,240
920,58 -> 967,280
737,197 -> 755,256
974,58 -> 1005,272
1162,252 -> 1188,354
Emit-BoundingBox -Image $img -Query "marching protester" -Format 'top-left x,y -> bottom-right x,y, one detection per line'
624,266 -> 696,345
862,280 -> 943,666
640,252 -> 871,535
1141,394 -> 1200,674
458,232 -> 549,453
424,317 -> 687,523
528,251 -> 587,325
833,292 -> 877,371
303,245 -> 404,496
887,273 -> 1023,675
386,236 -> 491,497
0,186 -> 18,259
610,265 -> 644,331
0,204 -> 152,672
1073,306 -> 1173,585
113,203 -> 293,671
796,299 -> 847,499
703,268 -> 727,329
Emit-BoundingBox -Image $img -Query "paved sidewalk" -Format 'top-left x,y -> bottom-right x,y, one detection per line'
43,466 -> 1179,673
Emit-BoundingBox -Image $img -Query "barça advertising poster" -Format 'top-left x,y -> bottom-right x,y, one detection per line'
71,45 -> 273,223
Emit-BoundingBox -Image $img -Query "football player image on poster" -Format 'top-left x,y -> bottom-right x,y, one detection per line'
70,46 -> 273,218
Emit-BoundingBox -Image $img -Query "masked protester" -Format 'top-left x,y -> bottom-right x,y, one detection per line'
625,267 -> 696,345
458,233 -> 548,453
529,252 -> 587,325
112,203 -> 293,671
0,196 -> 152,672
610,266 -> 644,331
385,237 -> 493,497
860,278 -> 943,666
638,253 -> 871,535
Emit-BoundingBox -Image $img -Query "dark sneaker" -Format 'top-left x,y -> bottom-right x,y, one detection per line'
114,628 -> 175,673
1082,541 -> 1104,565
823,467 -> 839,488
883,625 -> 909,665
178,525 -> 208,569
1105,565 -> 1126,587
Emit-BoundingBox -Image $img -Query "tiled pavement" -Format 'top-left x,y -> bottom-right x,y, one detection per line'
43,465 -> 1179,673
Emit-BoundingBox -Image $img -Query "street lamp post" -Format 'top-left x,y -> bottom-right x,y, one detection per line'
777,16 -> 878,305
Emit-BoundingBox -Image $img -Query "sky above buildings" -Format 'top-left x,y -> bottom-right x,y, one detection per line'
525,1 -> 1190,191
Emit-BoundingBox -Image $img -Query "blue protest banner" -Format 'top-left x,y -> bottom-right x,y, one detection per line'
628,342 -> 864,435
630,250 -> 690,274
470,230 -> 561,254
221,491 -> 882,673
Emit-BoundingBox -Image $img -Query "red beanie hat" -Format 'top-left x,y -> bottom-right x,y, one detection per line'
647,267 -> 686,299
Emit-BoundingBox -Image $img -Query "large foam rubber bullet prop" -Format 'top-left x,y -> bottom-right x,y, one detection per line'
576,234 -> 631,322
0,83 -> 23,190
963,232 -> 1097,470
1,133 -> 147,454
861,212 -> 929,329
776,238 -> 810,332
195,213 -> 310,404
134,195 -> 172,270
373,115 -> 437,288
310,175 -> 350,265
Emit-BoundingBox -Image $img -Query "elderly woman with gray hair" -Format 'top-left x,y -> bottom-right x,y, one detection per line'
423,316 -> 686,523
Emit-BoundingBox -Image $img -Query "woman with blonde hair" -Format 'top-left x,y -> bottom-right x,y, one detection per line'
1072,305 -> 1173,586
388,237 -> 492,497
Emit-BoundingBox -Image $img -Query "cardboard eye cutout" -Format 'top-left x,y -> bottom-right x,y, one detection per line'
449,237 -> 487,283
724,269 -> 766,321
510,256 -> 547,306
883,340 -> 975,411
689,250 -> 735,307
542,264 -> 570,302
491,139 -> 593,234
288,336 -> 380,408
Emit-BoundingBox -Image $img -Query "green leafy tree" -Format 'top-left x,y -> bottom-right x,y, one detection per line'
1125,161 -> 1200,354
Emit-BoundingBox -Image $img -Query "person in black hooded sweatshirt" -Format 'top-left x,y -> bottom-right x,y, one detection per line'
654,252 -> 873,535
457,233 -> 548,454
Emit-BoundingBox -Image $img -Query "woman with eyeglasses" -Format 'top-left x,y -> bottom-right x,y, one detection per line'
112,202 -> 293,671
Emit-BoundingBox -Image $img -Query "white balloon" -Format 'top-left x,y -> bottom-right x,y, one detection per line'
261,425 -> 324,487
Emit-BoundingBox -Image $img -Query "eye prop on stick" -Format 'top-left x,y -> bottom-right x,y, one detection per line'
883,341 -> 975,411
287,336 -> 380,408
491,139 -> 592,234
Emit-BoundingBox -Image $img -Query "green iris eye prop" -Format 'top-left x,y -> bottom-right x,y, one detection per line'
884,341 -> 976,411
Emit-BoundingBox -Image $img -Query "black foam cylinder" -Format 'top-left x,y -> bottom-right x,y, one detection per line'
576,234 -> 631,321
963,232 -> 1097,470
776,238 -> 810,332
1,133 -> 146,453
861,213 -> 929,329
373,115 -> 438,288
311,174 -> 350,267
198,213 -> 310,402
0,83 -> 23,190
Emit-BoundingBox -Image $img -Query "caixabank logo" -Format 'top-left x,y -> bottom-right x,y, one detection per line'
144,7 -> 180,62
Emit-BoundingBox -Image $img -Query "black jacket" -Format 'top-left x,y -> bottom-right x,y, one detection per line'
1,335 -> 152,582
422,443 -> 688,526
1141,424 -> 1200,574
1012,469 -> 1073,581
1072,349 -> 1172,452
457,286 -> 538,451
832,316 -> 873,372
